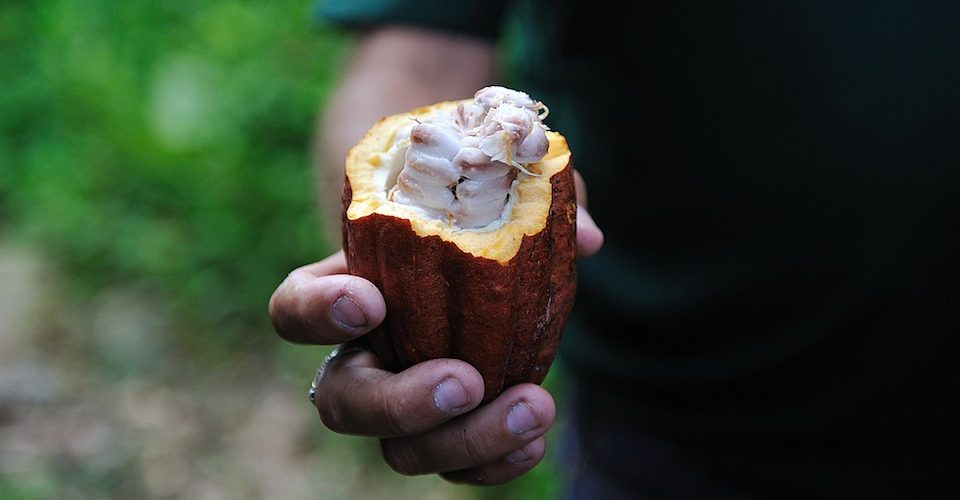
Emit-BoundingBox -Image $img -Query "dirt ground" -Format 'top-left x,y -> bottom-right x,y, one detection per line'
0,241 -> 470,499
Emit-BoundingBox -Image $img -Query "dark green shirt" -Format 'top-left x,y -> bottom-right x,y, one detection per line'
319,1 -> 959,496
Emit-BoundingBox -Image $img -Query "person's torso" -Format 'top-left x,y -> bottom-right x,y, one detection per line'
509,1 -> 960,496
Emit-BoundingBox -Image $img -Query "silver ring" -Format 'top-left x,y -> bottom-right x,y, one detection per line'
308,343 -> 368,404
307,367 -> 323,404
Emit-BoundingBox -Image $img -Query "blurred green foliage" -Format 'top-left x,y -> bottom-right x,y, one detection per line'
0,1 -> 563,497
0,0 -> 346,354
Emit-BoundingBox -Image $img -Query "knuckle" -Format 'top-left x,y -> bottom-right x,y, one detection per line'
267,295 -> 294,337
315,395 -> 348,434
376,384 -> 412,436
268,283 -> 312,342
381,439 -> 424,475
458,426 -> 490,466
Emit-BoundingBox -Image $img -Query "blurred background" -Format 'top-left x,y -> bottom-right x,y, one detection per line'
0,1 -> 562,498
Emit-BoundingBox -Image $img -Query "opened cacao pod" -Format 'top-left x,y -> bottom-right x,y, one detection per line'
341,87 -> 576,402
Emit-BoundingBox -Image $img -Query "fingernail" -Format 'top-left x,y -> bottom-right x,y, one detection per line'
332,295 -> 366,329
434,378 -> 469,413
506,402 -> 538,435
505,447 -> 529,464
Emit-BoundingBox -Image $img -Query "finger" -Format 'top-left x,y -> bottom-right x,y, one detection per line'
313,350 -> 485,437
439,436 -> 547,486
298,249 -> 349,276
380,384 -> 556,475
572,170 -> 604,257
268,251 -> 387,344
577,207 -> 604,257
574,169 -> 589,207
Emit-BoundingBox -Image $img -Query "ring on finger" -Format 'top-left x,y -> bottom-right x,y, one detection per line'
307,343 -> 366,403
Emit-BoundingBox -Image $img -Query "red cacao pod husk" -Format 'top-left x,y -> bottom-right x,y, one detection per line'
341,101 -> 577,402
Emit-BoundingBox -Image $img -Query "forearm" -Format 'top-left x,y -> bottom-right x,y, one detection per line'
314,26 -> 497,240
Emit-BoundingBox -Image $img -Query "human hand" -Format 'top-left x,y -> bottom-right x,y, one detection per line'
268,172 -> 601,485
269,251 -> 555,484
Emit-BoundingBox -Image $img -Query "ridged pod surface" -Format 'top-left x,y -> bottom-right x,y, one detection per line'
342,100 -> 577,403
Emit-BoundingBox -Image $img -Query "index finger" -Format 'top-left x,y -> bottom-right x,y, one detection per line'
268,251 -> 387,345
573,170 -> 604,257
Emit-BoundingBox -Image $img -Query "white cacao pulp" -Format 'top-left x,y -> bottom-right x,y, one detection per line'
388,86 -> 550,229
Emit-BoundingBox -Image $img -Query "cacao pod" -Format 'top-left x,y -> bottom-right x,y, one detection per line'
341,98 -> 577,403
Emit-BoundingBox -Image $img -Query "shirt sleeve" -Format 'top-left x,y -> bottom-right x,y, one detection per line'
315,0 -> 509,40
